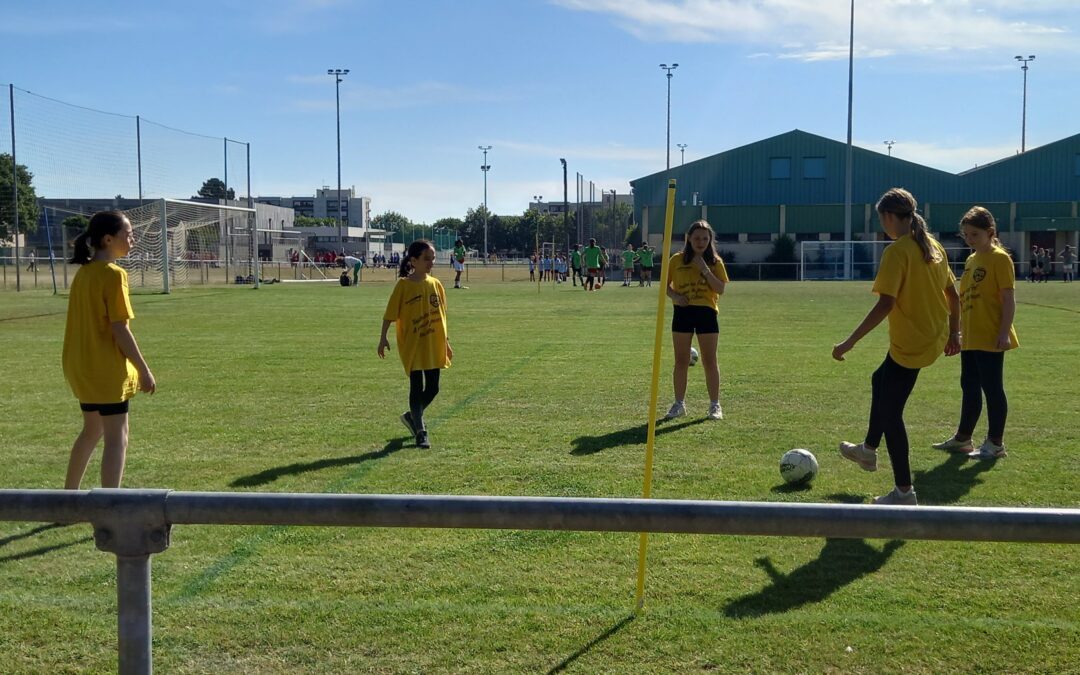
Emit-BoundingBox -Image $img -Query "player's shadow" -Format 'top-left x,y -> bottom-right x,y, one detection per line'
913,452 -> 996,505
0,536 -> 93,565
724,538 -> 905,618
0,523 -> 69,548
546,612 -> 635,674
229,437 -> 408,488
570,418 -> 707,456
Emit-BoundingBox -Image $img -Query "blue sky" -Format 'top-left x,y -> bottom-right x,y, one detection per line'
2,0 -> 1078,223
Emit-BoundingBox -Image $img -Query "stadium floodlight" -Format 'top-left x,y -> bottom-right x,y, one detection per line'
677,143 -> 687,165
1015,55 -> 1035,152
479,145 -> 492,260
884,140 -> 895,156
659,64 -> 679,170
328,68 -> 349,250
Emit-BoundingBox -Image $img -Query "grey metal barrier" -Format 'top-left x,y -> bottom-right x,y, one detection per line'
2,488 -> 1078,674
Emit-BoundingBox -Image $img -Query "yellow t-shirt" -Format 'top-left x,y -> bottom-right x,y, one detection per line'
62,261 -> 140,403
383,276 -> 450,373
668,253 -> 730,313
960,247 -> 1019,352
872,234 -> 956,369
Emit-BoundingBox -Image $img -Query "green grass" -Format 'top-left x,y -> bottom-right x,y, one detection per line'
0,276 -> 1077,673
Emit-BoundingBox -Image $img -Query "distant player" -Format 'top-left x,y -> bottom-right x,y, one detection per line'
62,211 -> 157,489
378,240 -> 452,450
343,254 -> 363,286
638,243 -> 655,287
452,239 -> 467,289
582,239 -> 602,291
570,245 -> 583,286
621,243 -> 638,286
833,188 -> 960,506
933,206 -> 1018,460
1058,245 -> 1075,282
664,220 -> 729,422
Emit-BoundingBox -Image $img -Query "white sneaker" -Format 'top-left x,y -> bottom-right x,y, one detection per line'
839,441 -> 878,472
873,487 -> 918,506
968,439 -> 1007,460
707,402 -> 723,420
663,402 -> 686,419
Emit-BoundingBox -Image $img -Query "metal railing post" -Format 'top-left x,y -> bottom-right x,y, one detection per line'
116,556 -> 153,674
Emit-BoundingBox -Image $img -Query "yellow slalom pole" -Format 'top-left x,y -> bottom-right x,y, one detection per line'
635,178 -> 678,611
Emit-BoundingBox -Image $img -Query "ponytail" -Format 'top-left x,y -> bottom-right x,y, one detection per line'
68,210 -> 128,265
910,212 -> 940,264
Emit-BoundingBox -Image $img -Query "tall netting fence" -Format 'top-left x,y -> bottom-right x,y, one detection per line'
0,82 -> 249,291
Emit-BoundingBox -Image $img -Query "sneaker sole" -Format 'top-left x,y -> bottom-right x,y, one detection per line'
933,443 -> 974,454
399,414 -> 415,435
839,445 -> 877,472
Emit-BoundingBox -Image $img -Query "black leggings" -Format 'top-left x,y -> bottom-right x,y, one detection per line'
864,354 -> 921,488
957,350 -> 1007,441
409,369 -> 441,431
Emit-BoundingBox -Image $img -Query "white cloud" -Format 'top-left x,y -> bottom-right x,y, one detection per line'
856,138 -> 1019,173
553,0 -> 1077,61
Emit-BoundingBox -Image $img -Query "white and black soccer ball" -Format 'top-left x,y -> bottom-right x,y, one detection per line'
780,448 -> 819,485
689,346 -> 699,366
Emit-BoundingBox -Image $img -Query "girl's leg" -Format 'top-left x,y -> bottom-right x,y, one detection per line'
977,351 -> 1008,445
696,332 -> 721,401
100,412 -> 130,488
65,410 -> 104,489
955,350 -> 982,441
409,370 -> 426,432
864,358 -> 888,450
877,356 -> 921,489
671,332 -> 693,401
421,369 -> 441,410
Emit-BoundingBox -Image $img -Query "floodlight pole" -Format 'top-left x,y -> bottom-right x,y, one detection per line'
1016,55 -> 1035,153
884,140 -> 895,157
660,64 -> 678,170
677,143 -> 687,165
561,158 -> 569,245
9,84 -> 20,292
843,0 -> 854,280
328,68 -> 349,251
479,145 -> 491,261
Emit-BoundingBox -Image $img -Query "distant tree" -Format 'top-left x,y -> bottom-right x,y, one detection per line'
0,153 -> 40,239
371,211 -> 414,243
432,217 -> 463,235
766,234 -> 797,263
62,214 -> 90,234
461,205 -> 490,250
294,216 -> 338,227
196,177 -> 235,201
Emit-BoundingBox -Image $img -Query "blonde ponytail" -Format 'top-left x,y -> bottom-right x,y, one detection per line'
876,187 -> 939,264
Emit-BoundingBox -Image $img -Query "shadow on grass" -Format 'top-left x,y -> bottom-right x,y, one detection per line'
229,437 -> 408,488
724,538 -> 905,618
0,522 -> 69,548
914,452 -> 996,505
770,481 -> 813,494
0,536 -> 93,564
547,613 -> 635,674
570,418 -> 707,456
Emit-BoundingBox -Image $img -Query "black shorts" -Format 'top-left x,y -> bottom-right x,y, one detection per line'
80,401 -> 130,416
671,305 -> 719,334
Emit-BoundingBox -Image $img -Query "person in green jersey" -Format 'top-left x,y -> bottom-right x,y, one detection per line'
570,244 -> 583,286
583,238 -> 602,291
638,243 -> 655,287
452,239 -> 467,289
621,243 -> 638,286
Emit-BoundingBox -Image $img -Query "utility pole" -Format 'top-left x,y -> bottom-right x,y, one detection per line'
660,64 -> 678,170
479,145 -> 491,260
1015,55 -> 1036,152
328,68 -> 349,251
677,143 -> 687,165
883,140 -> 895,156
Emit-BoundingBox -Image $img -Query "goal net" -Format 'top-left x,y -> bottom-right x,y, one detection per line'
119,199 -> 256,292
800,240 -> 970,280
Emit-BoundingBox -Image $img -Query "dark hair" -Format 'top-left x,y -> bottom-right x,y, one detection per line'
454,239 -> 463,247
398,239 -> 435,278
876,188 -> 939,264
69,210 -> 129,264
681,220 -> 719,266
960,206 -> 1002,249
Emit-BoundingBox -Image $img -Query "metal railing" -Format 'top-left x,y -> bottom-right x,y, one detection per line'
1,488 -> 1078,673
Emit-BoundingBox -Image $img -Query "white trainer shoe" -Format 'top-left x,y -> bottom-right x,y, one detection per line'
707,402 -> 723,420
663,402 -> 686,420
839,441 -> 878,472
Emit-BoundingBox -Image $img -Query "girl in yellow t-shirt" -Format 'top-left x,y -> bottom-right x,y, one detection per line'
664,220 -> 730,421
932,207 -> 1018,460
378,240 -> 453,449
62,211 -> 156,489
832,188 -> 960,506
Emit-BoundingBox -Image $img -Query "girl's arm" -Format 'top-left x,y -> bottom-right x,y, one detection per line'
110,321 -> 156,393
377,319 -> 393,358
832,294 -> 895,361
944,284 -> 961,356
693,256 -> 726,294
666,280 -> 688,306
997,288 -> 1016,350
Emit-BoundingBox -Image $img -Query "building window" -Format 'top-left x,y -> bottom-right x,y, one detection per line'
802,157 -> 826,179
747,232 -> 772,242
714,232 -> 739,243
794,232 -> 819,242
769,157 -> 791,179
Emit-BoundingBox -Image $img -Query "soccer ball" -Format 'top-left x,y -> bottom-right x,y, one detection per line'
689,347 -> 699,366
779,449 -> 819,485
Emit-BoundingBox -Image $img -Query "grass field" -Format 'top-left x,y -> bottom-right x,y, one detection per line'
0,274 -> 1077,673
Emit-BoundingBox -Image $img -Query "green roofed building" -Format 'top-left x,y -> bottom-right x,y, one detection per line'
630,129 -> 1080,270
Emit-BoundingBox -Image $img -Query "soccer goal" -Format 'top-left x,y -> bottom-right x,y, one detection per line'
800,240 -> 970,280
119,199 -> 256,293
